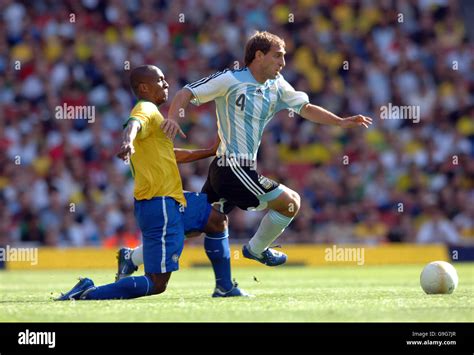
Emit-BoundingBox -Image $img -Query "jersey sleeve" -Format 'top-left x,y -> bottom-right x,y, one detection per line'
184,69 -> 232,106
124,101 -> 156,139
275,76 -> 309,114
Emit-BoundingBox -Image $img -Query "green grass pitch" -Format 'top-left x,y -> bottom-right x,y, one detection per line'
1,264 -> 473,322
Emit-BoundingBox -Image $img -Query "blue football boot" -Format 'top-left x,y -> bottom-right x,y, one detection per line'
242,244 -> 287,266
55,277 -> 95,301
212,281 -> 253,298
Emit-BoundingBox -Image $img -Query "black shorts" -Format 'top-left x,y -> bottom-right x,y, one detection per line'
201,156 -> 283,214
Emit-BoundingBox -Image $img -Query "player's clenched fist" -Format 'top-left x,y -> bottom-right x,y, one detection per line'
117,142 -> 135,161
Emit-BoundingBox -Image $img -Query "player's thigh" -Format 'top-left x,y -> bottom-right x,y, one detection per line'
134,197 -> 185,274
212,159 -> 283,212
202,158 -> 235,214
182,191 -> 212,235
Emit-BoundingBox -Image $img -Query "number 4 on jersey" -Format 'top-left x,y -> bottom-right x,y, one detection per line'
236,93 -> 245,111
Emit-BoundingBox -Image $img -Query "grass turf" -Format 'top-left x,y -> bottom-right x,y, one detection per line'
0,264 -> 473,322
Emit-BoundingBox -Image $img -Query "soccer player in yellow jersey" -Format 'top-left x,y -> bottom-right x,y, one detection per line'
57,65 -> 249,300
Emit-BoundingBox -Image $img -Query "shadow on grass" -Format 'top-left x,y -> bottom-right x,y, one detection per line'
0,299 -> 56,304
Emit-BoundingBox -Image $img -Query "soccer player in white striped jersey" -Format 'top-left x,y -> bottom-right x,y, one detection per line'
162,31 -> 372,268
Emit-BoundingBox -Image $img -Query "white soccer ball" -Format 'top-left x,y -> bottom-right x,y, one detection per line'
420,261 -> 458,294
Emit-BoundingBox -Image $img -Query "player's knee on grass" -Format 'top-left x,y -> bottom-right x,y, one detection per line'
203,208 -> 228,234
148,272 -> 171,295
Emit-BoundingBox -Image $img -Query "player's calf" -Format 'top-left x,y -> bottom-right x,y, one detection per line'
203,208 -> 234,292
56,274 -> 157,300
203,208 -> 228,234
202,208 -> 252,295
245,186 -> 299,265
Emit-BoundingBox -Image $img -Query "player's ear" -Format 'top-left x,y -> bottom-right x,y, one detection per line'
138,83 -> 148,93
255,50 -> 265,61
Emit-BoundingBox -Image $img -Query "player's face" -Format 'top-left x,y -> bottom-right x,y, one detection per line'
262,45 -> 286,80
149,68 -> 169,105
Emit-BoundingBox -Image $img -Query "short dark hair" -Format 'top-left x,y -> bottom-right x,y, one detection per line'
244,31 -> 285,66
129,65 -> 158,97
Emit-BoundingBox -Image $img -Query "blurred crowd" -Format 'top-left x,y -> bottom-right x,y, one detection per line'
0,0 -> 473,248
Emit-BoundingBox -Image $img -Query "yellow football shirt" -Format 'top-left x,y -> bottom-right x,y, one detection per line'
125,100 -> 186,205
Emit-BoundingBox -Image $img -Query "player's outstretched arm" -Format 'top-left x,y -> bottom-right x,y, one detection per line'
300,104 -> 372,128
117,120 -> 141,161
161,88 -> 194,139
174,137 -> 220,164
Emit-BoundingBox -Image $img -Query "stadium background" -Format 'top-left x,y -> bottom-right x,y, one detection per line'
0,0 -> 473,269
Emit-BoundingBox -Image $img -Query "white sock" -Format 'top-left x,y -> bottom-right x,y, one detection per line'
131,246 -> 144,266
248,210 -> 293,255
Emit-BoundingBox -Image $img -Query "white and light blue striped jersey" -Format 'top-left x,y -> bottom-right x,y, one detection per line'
184,67 -> 309,161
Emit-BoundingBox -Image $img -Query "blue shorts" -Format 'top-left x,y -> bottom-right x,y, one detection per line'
182,192 -> 212,234
134,197 -> 184,274
134,193 -> 212,274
